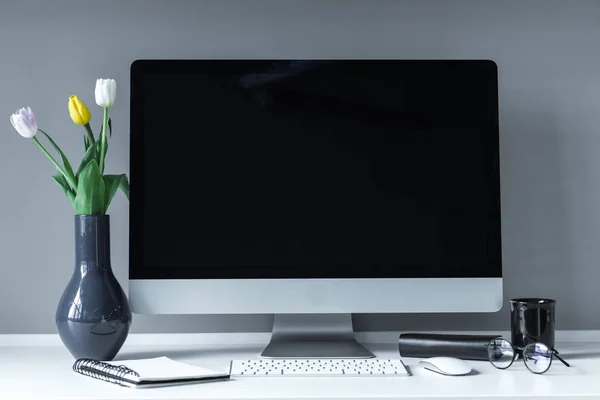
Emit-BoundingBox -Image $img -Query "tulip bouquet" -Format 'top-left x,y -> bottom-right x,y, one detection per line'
10,79 -> 129,215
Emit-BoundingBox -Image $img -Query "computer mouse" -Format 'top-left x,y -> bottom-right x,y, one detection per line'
419,357 -> 472,376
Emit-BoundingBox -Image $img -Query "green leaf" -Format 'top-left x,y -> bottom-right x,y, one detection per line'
103,174 -> 128,211
52,172 -> 75,208
76,140 -> 100,179
39,130 -> 76,189
73,159 -> 105,215
119,174 -> 130,201
84,135 -> 90,152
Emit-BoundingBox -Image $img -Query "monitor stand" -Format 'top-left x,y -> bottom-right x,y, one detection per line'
260,314 -> 375,359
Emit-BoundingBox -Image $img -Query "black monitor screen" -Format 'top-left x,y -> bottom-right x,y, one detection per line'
130,60 -> 501,279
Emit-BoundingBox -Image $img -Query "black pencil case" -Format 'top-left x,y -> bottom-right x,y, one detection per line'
398,333 -> 501,361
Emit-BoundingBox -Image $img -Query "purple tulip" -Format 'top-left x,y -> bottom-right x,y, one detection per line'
10,106 -> 38,138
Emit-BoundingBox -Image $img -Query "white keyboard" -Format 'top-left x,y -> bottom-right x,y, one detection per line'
230,358 -> 409,377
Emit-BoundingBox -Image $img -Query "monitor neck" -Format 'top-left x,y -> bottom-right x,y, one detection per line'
261,314 -> 374,359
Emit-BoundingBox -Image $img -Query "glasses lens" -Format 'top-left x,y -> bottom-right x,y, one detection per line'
488,339 -> 515,369
523,343 -> 552,374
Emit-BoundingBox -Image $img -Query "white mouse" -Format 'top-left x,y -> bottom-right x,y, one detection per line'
419,357 -> 472,376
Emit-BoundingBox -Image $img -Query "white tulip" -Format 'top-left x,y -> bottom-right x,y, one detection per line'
10,106 -> 38,138
95,78 -> 117,108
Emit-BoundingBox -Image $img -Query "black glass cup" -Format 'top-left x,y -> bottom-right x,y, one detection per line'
510,298 -> 556,350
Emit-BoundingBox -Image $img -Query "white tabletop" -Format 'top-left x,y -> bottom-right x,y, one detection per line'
0,332 -> 598,400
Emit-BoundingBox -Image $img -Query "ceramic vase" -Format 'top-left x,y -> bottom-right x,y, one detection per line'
55,215 -> 132,360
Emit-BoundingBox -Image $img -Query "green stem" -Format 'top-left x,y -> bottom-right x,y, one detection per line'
33,136 -> 78,193
99,107 -> 108,174
84,123 -> 95,143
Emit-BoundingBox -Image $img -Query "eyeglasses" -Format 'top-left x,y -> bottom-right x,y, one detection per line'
486,338 -> 570,374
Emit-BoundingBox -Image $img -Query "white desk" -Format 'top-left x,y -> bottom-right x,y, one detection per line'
0,332 -> 598,400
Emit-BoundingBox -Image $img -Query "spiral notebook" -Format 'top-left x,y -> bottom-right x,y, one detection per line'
73,356 -> 230,388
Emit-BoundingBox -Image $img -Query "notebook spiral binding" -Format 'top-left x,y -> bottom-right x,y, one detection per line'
73,359 -> 140,387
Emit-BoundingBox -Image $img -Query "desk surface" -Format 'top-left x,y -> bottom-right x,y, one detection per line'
0,332 -> 598,400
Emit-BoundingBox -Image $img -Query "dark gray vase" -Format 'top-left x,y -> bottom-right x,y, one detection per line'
56,215 -> 132,361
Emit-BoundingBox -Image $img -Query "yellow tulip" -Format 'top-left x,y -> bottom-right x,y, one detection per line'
68,95 -> 91,125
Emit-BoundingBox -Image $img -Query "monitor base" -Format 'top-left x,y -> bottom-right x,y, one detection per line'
261,314 -> 375,359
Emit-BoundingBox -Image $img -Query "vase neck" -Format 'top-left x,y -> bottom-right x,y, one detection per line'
74,215 -> 111,267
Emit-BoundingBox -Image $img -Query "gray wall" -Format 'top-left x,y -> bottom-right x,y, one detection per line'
1,0 -> 599,334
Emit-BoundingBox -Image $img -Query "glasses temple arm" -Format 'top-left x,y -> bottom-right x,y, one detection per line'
553,351 -> 571,367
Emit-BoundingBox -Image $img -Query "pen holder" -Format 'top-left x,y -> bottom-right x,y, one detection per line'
510,298 -> 556,350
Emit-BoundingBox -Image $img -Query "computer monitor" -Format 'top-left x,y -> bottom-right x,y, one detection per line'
129,60 -> 502,358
